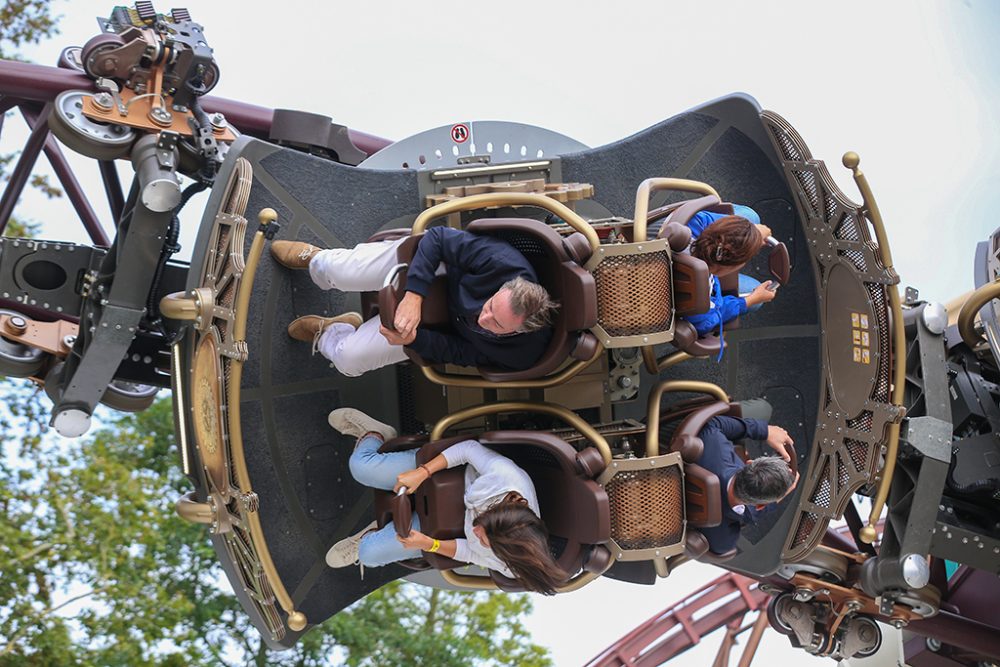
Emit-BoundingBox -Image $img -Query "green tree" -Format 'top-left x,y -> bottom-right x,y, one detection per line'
0,0 -> 62,231
0,0 -> 58,60
0,396 -> 551,666
1,4 -> 551,664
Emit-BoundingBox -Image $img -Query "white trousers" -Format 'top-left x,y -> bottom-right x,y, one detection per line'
309,238 -> 410,377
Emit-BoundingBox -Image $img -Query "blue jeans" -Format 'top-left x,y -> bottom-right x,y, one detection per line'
739,274 -> 763,313
350,435 -> 424,567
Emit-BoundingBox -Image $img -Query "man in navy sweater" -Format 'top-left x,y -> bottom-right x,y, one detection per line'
696,415 -> 799,555
270,227 -> 557,376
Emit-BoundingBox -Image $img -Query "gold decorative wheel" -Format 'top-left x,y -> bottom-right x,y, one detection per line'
191,333 -> 228,494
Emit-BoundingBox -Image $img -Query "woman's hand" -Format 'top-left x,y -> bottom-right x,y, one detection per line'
745,281 -> 778,307
394,467 -> 430,494
757,224 -> 773,247
765,425 -> 794,461
396,528 -> 434,551
394,292 -> 423,338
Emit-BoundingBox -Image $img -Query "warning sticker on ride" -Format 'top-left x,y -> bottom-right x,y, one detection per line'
450,123 -> 470,143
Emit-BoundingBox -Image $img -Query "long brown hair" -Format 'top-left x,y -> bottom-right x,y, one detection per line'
690,215 -> 759,269
473,495 -> 567,595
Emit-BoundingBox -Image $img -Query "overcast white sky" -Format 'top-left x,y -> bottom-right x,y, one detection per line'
9,1 -> 1000,665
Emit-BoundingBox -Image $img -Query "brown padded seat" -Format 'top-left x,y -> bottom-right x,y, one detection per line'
657,398 -> 784,562
465,218 -> 599,381
662,197 -> 737,358
671,253 -> 710,318
657,221 -> 692,253
657,398 -> 733,530
375,218 -> 600,381
665,196 -> 734,227
374,435 -> 468,570
375,431 -> 610,576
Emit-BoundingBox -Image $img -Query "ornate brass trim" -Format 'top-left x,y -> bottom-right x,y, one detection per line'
584,239 -> 675,349
440,570 -> 499,590
761,112 -> 905,560
430,400 -> 612,465
191,332 -> 228,495
225,208 -> 307,632
174,159 -> 305,639
175,490 -> 216,524
159,286 -> 214,324
841,152 -> 907,544
596,451 -> 686,563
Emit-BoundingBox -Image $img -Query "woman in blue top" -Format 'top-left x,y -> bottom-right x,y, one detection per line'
684,205 -> 779,341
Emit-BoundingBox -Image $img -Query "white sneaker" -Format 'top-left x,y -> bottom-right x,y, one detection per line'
325,520 -> 377,568
328,408 -> 397,441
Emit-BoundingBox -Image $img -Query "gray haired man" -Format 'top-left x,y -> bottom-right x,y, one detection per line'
696,414 -> 799,555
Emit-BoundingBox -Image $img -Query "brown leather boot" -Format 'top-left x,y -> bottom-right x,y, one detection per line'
270,240 -> 323,269
287,312 -> 363,343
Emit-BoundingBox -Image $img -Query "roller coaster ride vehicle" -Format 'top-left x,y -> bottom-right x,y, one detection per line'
2,5 -> 999,664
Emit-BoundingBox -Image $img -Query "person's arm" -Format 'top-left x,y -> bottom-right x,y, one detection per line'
396,530 -> 459,559
411,227 -> 533,295
404,227 -> 449,297
715,294 -> 749,322
706,415 -> 769,442
440,440 -> 522,478
406,328 -> 491,367
394,440 -> 480,494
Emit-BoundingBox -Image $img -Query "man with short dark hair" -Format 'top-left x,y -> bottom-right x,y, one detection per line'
271,226 -> 558,376
696,415 -> 799,555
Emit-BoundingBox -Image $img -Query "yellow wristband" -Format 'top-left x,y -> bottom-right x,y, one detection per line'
428,538 -> 441,553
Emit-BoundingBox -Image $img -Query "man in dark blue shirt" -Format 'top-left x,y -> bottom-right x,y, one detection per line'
271,227 -> 557,376
696,416 -> 799,555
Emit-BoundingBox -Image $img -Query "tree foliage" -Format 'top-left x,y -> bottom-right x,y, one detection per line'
0,0 -> 58,60
0,396 -> 552,666
0,3 -> 551,664
0,0 -> 62,230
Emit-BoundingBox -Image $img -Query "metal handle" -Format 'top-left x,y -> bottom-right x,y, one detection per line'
382,263 -> 409,290
430,400 -> 612,465
632,178 -> 719,242
957,279 -> 1000,350
411,192 -> 600,252
645,380 -> 729,457
842,152 -> 906,545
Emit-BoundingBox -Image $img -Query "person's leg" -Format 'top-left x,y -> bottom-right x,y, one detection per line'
308,237 -> 406,292
348,433 -> 417,491
738,274 -> 764,313
358,515 -> 424,567
327,435 -> 419,569
317,317 -> 409,377
739,397 -> 773,423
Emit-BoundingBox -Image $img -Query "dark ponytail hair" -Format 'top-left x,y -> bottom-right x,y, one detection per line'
690,215 -> 759,269
473,495 -> 568,595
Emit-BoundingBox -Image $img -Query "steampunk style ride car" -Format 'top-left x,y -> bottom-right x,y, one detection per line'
0,4 -> 997,663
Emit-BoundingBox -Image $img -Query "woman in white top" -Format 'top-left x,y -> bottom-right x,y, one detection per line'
324,407 -> 567,595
